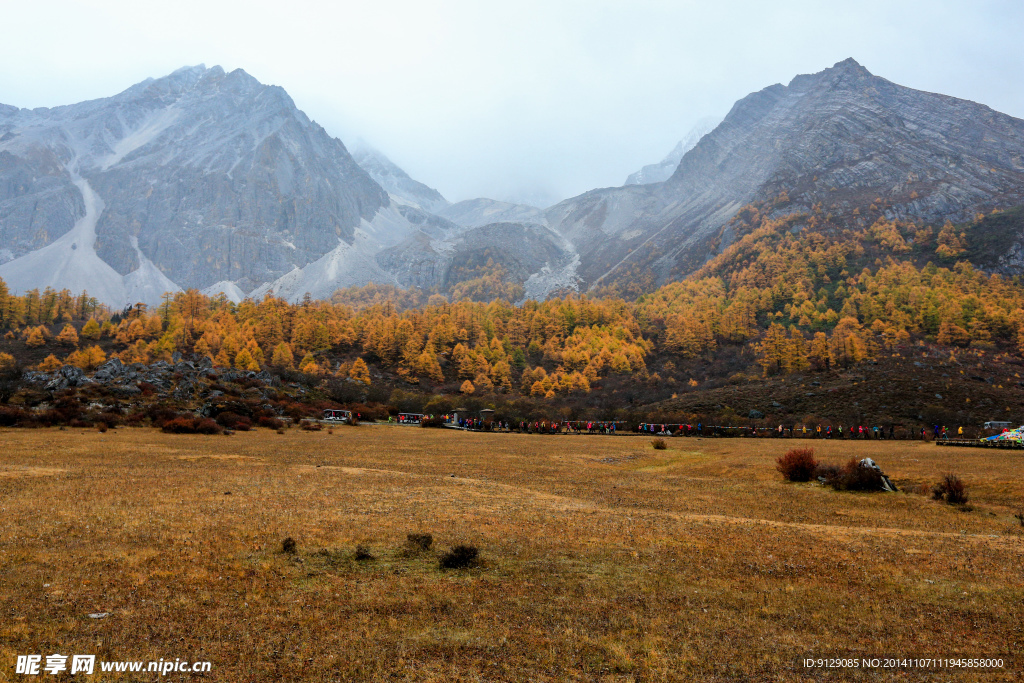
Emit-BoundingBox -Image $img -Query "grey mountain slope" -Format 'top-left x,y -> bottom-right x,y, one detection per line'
5,58 -> 1023,307
624,116 -> 720,186
350,144 -> 449,214
0,65 -> 391,304
548,58 -> 1024,291
0,65 -> 577,306
437,198 -> 547,229
376,221 -> 577,300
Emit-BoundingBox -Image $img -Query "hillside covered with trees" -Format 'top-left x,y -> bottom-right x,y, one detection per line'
3,205 -> 1024,427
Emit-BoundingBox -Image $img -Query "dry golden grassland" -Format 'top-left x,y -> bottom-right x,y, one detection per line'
1,427 -> 1022,681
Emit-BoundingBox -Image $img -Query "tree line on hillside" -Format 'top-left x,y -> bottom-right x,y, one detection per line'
1,204 -> 1023,392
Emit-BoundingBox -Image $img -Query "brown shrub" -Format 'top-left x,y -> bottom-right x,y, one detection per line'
354,544 -> 375,561
257,416 -> 285,429
215,412 -> 252,431
813,463 -> 841,483
932,474 -> 969,504
300,420 -> 322,431
820,458 -> 885,491
406,533 -> 433,551
281,537 -> 297,554
145,405 -> 180,428
651,438 -> 667,450
777,448 -> 818,482
439,544 -> 479,569
280,401 -> 316,423
161,416 -> 223,435
0,406 -> 29,427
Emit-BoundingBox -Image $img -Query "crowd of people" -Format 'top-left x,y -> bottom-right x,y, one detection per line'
639,422 -> 970,440
390,413 -> 978,439
434,416 -> 972,439
441,416 -> 623,433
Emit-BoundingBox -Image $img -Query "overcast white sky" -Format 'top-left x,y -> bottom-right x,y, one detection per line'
1,0 -> 1022,206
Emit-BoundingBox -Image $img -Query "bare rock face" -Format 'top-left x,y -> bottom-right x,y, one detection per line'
351,145 -> 449,214
549,58 -> 1024,291
0,65 -> 388,301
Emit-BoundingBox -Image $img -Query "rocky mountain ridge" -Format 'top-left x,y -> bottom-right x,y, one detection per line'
547,58 -> 1024,292
350,144 -> 449,214
0,66 -> 576,306
2,58 -> 1023,307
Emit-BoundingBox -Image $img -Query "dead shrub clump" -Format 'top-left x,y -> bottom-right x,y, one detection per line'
161,416 -> 222,435
354,544 -> 375,561
257,416 -> 285,429
406,533 -> 433,552
281,537 -> 297,554
1014,509 -> 1024,527
439,544 -> 480,569
933,474 -> 969,505
817,458 -> 885,491
300,420 -> 322,431
651,438 -> 667,450
215,412 -> 252,431
777,448 -> 818,482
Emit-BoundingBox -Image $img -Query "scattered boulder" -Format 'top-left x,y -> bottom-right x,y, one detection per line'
93,358 -> 125,382
173,378 -> 197,399
748,409 -> 764,419
818,458 -> 898,492
200,400 -> 254,419
173,360 -> 197,375
45,365 -> 90,392
858,458 -> 898,492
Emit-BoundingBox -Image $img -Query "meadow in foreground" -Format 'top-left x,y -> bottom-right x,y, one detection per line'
0,427 -> 1021,681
